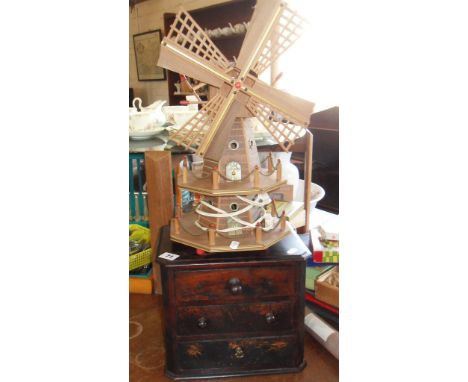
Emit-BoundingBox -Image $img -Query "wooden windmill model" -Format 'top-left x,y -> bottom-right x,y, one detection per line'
158,0 -> 315,252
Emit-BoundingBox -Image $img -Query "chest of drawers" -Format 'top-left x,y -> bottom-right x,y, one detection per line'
156,225 -> 306,380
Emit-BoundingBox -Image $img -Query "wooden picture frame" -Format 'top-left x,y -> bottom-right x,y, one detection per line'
133,29 -> 166,81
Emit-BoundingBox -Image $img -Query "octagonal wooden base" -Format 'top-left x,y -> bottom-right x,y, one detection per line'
170,213 -> 291,253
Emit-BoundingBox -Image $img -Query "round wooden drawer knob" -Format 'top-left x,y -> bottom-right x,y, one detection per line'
265,312 -> 276,324
197,317 -> 208,329
234,346 -> 245,359
228,278 -> 243,295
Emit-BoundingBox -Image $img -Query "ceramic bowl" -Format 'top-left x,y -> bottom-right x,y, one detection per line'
295,180 -> 326,209
310,183 -> 326,209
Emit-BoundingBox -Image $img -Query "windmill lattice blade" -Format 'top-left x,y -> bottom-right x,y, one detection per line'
158,42 -> 224,87
200,99 -> 243,160
248,78 -> 314,126
235,0 -> 283,76
169,94 -> 225,152
251,4 -> 307,76
246,98 -> 309,152
158,10 -> 231,87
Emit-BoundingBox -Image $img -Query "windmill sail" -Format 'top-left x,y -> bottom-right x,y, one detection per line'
169,93 -> 225,151
248,3 -> 307,76
157,9 -> 231,88
246,98 -> 308,152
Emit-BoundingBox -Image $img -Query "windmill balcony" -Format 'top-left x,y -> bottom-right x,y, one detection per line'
178,159 -> 285,197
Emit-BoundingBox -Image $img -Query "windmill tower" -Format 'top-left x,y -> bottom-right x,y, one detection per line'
158,0 -> 315,252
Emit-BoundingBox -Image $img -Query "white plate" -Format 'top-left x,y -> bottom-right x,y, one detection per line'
129,127 -> 165,140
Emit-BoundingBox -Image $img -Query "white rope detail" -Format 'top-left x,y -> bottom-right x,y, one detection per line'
194,193 -> 278,233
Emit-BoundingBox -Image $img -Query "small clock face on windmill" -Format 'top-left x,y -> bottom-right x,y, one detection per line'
226,161 -> 241,181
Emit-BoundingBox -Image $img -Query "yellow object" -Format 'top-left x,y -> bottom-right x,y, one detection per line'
129,276 -> 153,294
129,224 -> 152,271
129,224 -> 151,243
129,248 -> 152,271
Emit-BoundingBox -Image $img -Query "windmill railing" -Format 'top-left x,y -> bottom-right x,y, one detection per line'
177,155 -> 284,192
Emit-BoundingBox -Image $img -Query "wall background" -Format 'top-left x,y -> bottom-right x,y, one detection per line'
129,0 -> 227,105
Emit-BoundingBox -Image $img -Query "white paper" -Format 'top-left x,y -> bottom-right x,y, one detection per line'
159,252 -> 180,261
230,241 -> 240,249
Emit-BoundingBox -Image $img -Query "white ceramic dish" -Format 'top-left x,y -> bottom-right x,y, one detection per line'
294,180 -> 326,209
129,98 -> 166,132
129,127 -> 165,140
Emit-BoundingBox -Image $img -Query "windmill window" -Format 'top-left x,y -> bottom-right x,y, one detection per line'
229,140 -> 239,150
230,203 -> 238,211
249,139 -> 254,149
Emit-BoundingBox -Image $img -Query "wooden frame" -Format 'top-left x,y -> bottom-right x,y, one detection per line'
133,29 -> 166,81
145,151 -> 174,294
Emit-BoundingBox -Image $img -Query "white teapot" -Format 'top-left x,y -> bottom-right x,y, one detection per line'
129,98 -> 166,131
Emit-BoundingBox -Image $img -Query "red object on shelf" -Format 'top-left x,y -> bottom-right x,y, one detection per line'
305,291 -> 339,315
195,248 -> 206,256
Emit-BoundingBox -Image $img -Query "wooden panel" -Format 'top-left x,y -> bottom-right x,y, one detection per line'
309,106 -> 339,131
176,301 -> 293,336
145,151 -> 173,294
176,335 -> 299,371
174,265 -> 296,303
309,107 -> 339,213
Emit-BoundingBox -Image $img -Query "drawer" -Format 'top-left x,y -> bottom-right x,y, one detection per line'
176,301 -> 293,336
174,266 -> 296,303
176,336 -> 300,371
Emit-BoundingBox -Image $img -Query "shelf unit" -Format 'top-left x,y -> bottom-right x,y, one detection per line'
163,0 -> 256,106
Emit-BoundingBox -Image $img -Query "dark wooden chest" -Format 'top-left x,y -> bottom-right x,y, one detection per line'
156,225 -> 306,380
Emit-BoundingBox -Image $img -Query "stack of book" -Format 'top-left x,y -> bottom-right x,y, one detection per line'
305,219 -> 339,329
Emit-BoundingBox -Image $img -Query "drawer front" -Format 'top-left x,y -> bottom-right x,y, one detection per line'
176,336 -> 299,371
177,301 -> 293,336
174,266 -> 296,303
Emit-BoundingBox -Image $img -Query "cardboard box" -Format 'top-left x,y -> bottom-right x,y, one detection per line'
314,266 -> 339,308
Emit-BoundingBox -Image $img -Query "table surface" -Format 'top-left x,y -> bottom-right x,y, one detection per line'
130,294 -> 339,382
